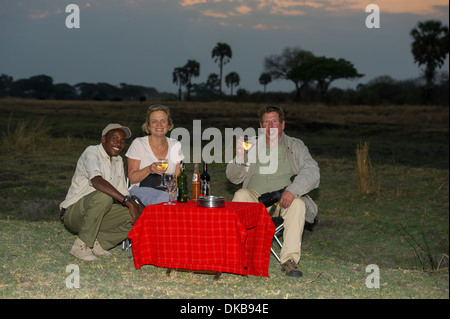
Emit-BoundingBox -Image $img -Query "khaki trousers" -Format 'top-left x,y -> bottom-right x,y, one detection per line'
232,188 -> 306,264
63,191 -> 133,250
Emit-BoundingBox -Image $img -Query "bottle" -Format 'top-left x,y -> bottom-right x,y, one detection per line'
177,161 -> 188,203
192,163 -> 200,201
200,162 -> 210,196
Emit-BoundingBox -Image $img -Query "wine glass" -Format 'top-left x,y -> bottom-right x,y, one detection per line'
242,136 -> 254,166
164,174 -> 177,205
156,159 -> 169,188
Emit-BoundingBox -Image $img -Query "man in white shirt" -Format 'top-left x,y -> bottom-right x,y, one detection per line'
60,123 -> 143,261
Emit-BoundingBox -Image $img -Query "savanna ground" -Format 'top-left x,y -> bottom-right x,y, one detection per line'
0,98 -> 448,302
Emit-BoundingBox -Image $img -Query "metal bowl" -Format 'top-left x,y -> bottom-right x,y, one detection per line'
197,195 -> 225,208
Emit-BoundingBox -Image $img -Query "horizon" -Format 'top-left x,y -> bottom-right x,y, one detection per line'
0,0 -> 448,95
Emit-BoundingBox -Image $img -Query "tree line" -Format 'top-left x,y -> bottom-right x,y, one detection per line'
172,20 -> 448,106
1,20 -> 447,106
172,42 -> 364,102
0,74 -> 175,101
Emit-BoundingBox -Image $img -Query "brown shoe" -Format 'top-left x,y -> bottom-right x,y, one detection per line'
70,238 -> 97,261
92,239 -> 112,256
281,259 -> 303,277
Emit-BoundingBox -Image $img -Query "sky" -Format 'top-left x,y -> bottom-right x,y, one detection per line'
0,0 -> 448,95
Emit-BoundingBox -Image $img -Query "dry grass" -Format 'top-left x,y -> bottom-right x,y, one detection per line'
1,116 -> 49,154
356,141 -> 379,196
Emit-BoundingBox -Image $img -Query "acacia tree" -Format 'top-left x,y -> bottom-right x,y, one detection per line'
212,42 -> 232,95
410,20 -> 449,102
264,47 -> 315,101
288,56 -> 363,100
225,72 -> 240,96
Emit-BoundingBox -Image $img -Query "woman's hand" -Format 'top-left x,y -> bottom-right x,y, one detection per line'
149,162 -> 165,175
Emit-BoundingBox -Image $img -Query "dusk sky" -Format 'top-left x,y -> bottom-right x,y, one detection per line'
0,0 -> 448,94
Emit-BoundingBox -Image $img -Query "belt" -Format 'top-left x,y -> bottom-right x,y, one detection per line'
60,208 -> 66,221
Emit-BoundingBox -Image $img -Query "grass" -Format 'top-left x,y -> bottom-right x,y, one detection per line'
1,219 -> 447,299
356,141 -> 379,196
0,98 -> 448,299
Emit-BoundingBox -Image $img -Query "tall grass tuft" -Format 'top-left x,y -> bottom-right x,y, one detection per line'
1,117 -> 49,154
397,225 -> 441,272
356,141 -> 379,196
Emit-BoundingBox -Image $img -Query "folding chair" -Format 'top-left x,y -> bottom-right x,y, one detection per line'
122,237 -> 132,258
269,203 -> 316,263
269,203 -> 284,262
122,177 -> 133,258
271,221 -> 284,262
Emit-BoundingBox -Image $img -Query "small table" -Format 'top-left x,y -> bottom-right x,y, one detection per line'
128,201 -> 275,278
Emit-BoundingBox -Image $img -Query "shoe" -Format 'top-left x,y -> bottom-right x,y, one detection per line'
92,239 -> 112,256
281,259 -> 303,277
70,238 -> 97,261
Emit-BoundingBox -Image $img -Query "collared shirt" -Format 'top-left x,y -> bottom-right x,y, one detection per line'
246,136 -> 294,194
60,143 -> 129,209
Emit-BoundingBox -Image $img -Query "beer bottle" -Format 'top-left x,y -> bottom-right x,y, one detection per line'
192,163 -> 200,201
200,162 -> 210,196
177,161 -> 188,203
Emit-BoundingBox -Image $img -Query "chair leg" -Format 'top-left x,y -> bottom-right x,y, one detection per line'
271,224 -> 284,262
273,234 -> 283,248
122,238 -> 132,258
271,247 -> 281,262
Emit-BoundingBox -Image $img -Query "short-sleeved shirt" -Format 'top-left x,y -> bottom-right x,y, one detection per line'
125,136 -> 184,186
60,144 -> 129,209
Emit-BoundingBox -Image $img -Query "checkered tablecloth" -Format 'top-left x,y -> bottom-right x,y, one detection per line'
128,201 -> 275,277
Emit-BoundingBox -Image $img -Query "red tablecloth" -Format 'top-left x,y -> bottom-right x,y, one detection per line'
128,201 -> 275,277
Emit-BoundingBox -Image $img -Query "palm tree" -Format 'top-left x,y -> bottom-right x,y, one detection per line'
206,73 -> 220,92
172,67 -> 187,101
183,60 -> 200,100
211,42 -> 232,95
259,73 -> 272,93
410,20 -> 449,90
225,72 -> 240,96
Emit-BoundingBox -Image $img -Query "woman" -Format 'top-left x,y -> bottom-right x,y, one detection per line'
125,105 -> 184,206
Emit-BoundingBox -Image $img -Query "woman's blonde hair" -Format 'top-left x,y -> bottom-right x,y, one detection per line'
142,105 -> 174,134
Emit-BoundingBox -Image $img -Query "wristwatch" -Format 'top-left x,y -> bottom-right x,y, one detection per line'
121,195 -> 131,206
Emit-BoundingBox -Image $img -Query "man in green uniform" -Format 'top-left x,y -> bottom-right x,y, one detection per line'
60,123 -> 142,261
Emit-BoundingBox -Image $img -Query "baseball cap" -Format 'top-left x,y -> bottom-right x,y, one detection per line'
102,123 -> 132,139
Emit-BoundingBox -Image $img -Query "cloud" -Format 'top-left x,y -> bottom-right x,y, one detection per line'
201,9 -> 228,18
174,0 -> 448,38
23,1 -> 95,20
269,7 -> 305,16
235,5 -> 252,15
179,0 -> 207,7
178,0 -> 449,17
253,24 -> 280,30
315,0 -> 448,15
28,10 -> 49,20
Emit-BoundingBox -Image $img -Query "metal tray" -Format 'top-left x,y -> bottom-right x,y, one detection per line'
197,196 -> 225,208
